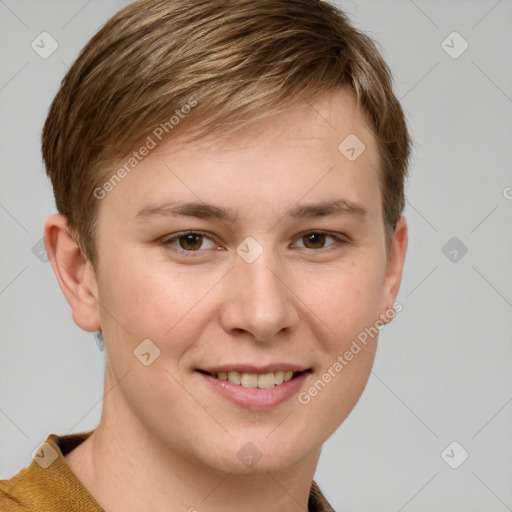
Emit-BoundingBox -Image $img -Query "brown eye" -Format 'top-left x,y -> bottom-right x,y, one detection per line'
177,233 -> 204,251
302,232 -> 327,249
161,231 -> 218,255
295,231 -> 346,250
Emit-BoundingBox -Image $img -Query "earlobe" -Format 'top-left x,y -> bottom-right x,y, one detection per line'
44,214 -> 101,332
379,216 -> 408,322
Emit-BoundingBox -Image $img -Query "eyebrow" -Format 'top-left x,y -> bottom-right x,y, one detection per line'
135,198 -> 368,223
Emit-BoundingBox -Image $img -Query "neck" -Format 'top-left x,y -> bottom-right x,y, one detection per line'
65,368 -> 321,512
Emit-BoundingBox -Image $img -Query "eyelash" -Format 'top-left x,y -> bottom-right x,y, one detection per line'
159,230 -> 349,257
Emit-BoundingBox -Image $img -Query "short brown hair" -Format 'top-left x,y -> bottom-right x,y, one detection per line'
42,0 -> 411,268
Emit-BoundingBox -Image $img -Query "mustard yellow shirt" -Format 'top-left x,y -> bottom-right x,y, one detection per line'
0,431 -> 335,511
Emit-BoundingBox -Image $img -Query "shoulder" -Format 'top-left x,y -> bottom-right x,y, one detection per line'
0,434 -> 62,512
0,431 -> 99,512
0,467 -> 37,512
309,480 -> 336,512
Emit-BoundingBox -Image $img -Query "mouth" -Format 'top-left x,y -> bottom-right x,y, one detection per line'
195,366 -> 312,409
196,369 -> 310,389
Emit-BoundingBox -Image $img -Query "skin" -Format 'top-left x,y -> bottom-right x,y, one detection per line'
44,86 -> 407,512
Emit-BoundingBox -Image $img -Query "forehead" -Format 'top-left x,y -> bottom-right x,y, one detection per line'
184,87 -> 375,154
96,87 -> 381,224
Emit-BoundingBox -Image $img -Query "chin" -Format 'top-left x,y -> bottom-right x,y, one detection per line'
196,428 -> 319,475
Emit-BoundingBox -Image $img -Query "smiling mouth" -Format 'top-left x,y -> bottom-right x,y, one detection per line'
196,369 -> 310,389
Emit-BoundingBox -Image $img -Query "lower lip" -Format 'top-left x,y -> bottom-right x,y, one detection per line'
197,371 -> 310,410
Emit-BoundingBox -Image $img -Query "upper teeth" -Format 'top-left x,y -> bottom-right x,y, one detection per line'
214,371 -> 295,388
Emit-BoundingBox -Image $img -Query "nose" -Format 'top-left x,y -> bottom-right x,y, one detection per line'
218,246 -> 300,343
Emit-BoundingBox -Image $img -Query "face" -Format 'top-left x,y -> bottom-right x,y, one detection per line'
85,87 -> 406,474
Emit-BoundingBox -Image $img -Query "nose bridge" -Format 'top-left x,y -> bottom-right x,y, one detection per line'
222,239 -> 298,341
240,248 -> 283,301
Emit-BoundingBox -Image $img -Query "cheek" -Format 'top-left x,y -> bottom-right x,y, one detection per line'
297,266 -> 382,433
99,252 -> 198,332
307,260 -> 384,423
98,254 -> 226,375
306,257 -> 386,344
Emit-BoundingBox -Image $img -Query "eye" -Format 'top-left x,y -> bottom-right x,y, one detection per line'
293,231 -> 348,251
160,231 -> 219,255
160,230 -> 349,257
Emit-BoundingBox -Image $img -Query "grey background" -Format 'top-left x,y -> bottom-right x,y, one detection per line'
1,1 -> 511,510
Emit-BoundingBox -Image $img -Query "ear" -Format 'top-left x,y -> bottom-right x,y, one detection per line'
43,214 -> 101,332
379,215 -> 408,322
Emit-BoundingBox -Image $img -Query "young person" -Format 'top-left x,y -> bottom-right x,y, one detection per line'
0,0 -> 411,510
